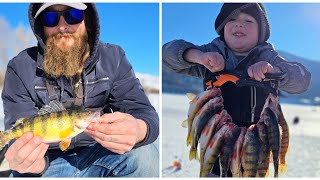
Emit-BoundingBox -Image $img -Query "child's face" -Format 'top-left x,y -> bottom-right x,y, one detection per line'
224,12 -> 259,55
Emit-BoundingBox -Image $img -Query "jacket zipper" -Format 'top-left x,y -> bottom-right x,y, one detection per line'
35,77 -> 109,90
86,77 -> 109,85
35,86 -> 58,90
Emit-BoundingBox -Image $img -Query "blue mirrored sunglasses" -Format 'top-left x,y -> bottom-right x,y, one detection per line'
42,9 -> 84,27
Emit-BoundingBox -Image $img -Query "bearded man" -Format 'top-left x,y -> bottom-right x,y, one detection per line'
2,3 -> 159,177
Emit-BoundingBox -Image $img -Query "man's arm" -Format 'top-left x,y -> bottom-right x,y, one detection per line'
2,61 -> 48,174
2,62 -> 39,130
86,46 -> 159,154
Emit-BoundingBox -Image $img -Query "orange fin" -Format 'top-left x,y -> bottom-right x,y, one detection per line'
279,163 -> 287,174
59,138 -> 71,151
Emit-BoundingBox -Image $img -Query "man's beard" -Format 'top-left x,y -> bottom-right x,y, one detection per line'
43,32 -> 90,78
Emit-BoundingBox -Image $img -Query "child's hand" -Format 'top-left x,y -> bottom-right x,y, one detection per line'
199,52 -> 225,73
247,61 -> 278,81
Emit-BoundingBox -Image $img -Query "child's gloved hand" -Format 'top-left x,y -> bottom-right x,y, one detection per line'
247,61 -> 280,81
199,52 -> 225,73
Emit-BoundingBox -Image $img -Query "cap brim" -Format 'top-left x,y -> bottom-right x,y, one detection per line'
34,3 -> 87,19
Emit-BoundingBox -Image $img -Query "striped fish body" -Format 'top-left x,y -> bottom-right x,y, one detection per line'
277,104 -> 289,171
199,110 -> 228,165
230,127 -> 246,177
0,110 -> 99,151
199,113 -> 221,165
185,88 -> 221,146
241,124 -> 260,177
220,125 -> 241,177
263,107 -> 280,178
190,96 -> 224,160
200,123 -> 231,177
256,121 -> 270,177
215,112 -> 232,132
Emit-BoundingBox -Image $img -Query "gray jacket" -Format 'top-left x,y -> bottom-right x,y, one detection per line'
2,3 -> 159,149
163,38 -> 311,94
163,38 -> 311,126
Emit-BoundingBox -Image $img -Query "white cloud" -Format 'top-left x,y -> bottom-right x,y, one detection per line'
0,16 -> 36,68
136,72 -> 159,94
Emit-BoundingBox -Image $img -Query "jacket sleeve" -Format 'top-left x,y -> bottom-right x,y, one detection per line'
108,47 -> 159,148
2,61 -> 38,130
260,46 -> 311,94
162,39 -> 209,78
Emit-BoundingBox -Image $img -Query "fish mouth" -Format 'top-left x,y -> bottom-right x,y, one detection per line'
92,111 -> 100,122
75,111 -> 100,129
75,121 -> 90,130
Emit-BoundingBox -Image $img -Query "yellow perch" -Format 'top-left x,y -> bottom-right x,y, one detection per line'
0,101 -> 99,151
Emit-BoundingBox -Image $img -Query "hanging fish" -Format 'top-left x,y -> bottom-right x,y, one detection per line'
182,88 -> 221,146
241,124 -> 260,177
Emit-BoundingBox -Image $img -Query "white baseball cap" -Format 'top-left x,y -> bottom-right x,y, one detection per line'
34,3 -> 87,19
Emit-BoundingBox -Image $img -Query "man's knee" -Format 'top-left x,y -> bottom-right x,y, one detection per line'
127,143 -> 159,177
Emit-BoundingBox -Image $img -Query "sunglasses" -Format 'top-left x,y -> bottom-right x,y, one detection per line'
42,9 -> 84,27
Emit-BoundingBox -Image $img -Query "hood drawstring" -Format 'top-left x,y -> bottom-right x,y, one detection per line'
60,78 -> 64,100
82,70 -> 87,103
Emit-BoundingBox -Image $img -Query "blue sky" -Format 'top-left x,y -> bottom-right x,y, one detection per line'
2,3 -> 320,77
0,3 -> 159,75
163,3 -> 320,62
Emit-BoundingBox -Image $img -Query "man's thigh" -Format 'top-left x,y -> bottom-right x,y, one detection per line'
79,143 -> 159,177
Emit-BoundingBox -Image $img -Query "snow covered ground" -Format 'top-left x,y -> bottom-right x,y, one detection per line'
162,93 -> 320,177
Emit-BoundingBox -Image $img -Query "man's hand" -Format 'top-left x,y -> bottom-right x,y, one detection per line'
247,61 -> 281,81
184,49 -> 225,73
5,132 -> 49,174
85,112 -> 147,154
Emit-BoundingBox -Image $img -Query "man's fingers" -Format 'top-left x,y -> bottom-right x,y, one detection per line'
97,112 -> 130,124
9,135 -> 41,166
86,129 -> 135,145
25,143 -> 48,165
16,136 -> 42,158
14,143 -> 47,172
92,137 -> 133,154
87,122 -> 135,135
8,132 -> 33,153
16,157 -> 45,174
